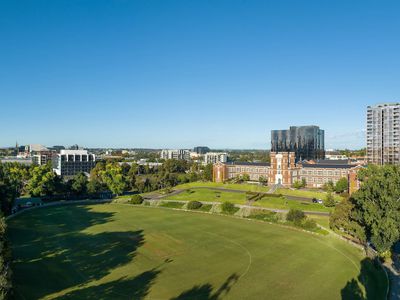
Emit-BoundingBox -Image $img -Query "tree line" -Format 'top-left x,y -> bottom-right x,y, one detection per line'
0,159 -> 213,214
330,164 -> 400,259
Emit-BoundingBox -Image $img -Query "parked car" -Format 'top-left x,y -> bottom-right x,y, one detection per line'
312,198 -> 323,204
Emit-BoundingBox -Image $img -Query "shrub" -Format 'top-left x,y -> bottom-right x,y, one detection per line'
221,202 -> 239,214
198,204 -> 212,212
129,194 -> 143,205
160,201 -> 184,209
249,211 -> 277,222
300,219 -> 318,231
324,192 -> 336,207
187,200 -> 202,210
286,209 -> 306,225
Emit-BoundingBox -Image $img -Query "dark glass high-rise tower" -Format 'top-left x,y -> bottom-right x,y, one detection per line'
271,125 -> 325,161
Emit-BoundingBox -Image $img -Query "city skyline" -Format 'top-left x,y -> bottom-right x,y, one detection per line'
2,1 -> 400,149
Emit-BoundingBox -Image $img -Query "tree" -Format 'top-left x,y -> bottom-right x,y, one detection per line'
293,179 -> 306,189
0,215 -> 11,299
99,163 -> 127,195
87,178 -> 105,195
335,177 -> 348,193
322,181 -> 334,192
292,180 -> 303,189
129,194 -> 143,204
71,172 -> 88,195
202,164 -> 213,181
26,163 -> 58,197
323,191 -> 336,207
286,209 -> 305,225
241,173 -> 250,181
350,165 -> 400,256
329,198 -> 366,243
126,166 -> 137,190
301,178 -> 306,187
258,176 -> 267,185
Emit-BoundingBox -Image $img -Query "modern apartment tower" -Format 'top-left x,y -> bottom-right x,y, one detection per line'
367,103 -> 400,165
271,125 -> 325,161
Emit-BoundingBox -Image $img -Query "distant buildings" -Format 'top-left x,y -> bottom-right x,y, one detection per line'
214,157 -> 361,189
193,146 -> 210,155
213,162 -> 270,182
271,125 -> 325,161
160,149 -> 191,160
52,149 -> 96,177
213,123 -> 364,193
325,151 -> 348,160
367,103 -> 400,165
204,152 -> 228,164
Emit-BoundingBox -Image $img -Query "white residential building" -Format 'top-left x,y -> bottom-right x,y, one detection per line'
160,149 -> 191,161
204,152 -> 228,164
367,103 -> 400,165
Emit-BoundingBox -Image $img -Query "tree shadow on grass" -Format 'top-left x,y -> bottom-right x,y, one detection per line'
341,257 -> 387,300
9,205 -> 148,299
170,273 -> 239,300
57,268 -> 161,300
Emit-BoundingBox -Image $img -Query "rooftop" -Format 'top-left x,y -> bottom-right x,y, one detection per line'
226,161 -> 270,167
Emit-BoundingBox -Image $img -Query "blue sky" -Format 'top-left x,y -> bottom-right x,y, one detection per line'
1,0 -> 399,149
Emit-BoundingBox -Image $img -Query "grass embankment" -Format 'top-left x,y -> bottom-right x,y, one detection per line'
276,188 -> 343,201
165,188 -> 332,213
252,195 -> 333,213
8,204 -> 387,300
165,189 -> 247,205
174,182 -> 270,193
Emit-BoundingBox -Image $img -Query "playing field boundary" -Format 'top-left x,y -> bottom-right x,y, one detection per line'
7,199 -> 391,299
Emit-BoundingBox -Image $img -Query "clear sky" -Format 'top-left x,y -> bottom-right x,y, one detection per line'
1,0 -> 399,149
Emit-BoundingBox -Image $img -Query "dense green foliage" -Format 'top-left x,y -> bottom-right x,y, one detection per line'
70,172 -> 88,195
26,163 -> 59,197
186,200 -> 202,210
331,165 -> 400,256
0,163 -> 29,215
293,179 -> 306,189
220,202 -> 239,214
335,177 -> 348,193
0,216 -> 11,299
286,209 -> 306,225
159,201 -> 184,209
352,165 -> 400,255
129,195 -> 144,205
324,191 -> 336,207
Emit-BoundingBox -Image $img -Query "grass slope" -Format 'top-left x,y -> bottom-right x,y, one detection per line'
174,182 -> 270,193
166,188 -> 331,212
8,204 -> 386,300
165,189 -> 247,205
276,188 -> 343,201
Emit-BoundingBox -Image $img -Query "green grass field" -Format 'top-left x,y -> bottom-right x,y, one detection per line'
166,188 -> 331,213
276,188 -> 343,201
252,196 -> 333,213
8,204 -> 386,300
174,182 -> 270,193
165,188 -> 247,205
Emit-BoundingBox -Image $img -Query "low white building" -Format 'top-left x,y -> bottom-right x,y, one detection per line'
204,152 -> 228,164
160,149 -> 191,160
